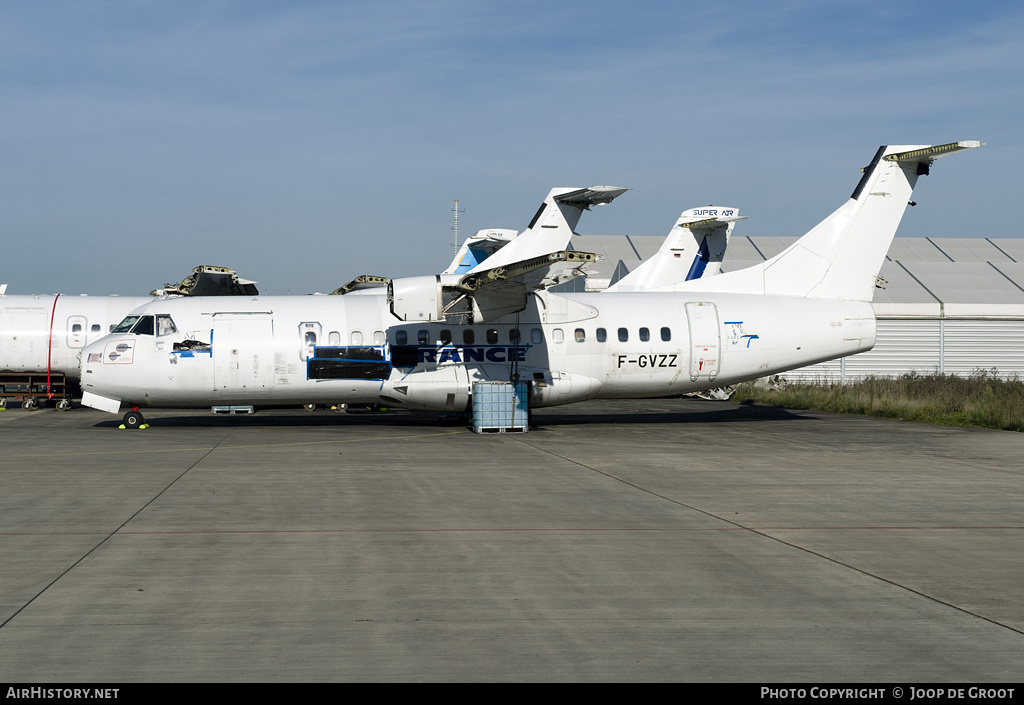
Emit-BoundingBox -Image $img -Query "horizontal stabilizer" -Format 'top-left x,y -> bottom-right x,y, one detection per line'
554,186 -> 629,209
884,141 -> 984,164
677,214 -> 747,230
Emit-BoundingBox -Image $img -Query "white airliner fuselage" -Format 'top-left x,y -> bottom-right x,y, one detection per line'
78,290 -> 871,413
78,142 -> 982,424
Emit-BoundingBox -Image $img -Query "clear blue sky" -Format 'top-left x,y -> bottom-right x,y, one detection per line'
2,1 -> 1020,294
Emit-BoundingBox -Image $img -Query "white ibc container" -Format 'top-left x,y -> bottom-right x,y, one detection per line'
472,381 -> 528,433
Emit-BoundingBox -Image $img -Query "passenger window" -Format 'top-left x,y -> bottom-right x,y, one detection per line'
509,328 -> 520,342
596,328 -> 607,343
395,330 -> 408,345
299,322 -> 321,361
91,324 -> 101,333
640,327 -> 650,342
440,329 -> 452,344
72,324 -> 82,333
329,331 -> 341,346
486,329 -> 498,344
351,330 -> 363,345
418,330 -> 430,344
156,315 -> 177,336
618,328 -> 628,342
373,330 -> 385,345
531,328 -> 543,344
553,328 -> 564,344
661,327 -> 671,342
574,328 -> 585,343
463,329 -> 475,344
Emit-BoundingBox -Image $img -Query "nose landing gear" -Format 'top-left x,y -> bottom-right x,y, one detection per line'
121,407 -> 147,430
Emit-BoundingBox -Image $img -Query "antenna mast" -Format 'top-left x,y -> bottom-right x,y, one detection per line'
451,199 -> 465,258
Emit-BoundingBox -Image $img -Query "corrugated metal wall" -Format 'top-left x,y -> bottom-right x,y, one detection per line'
943,319 -> 1024,376
785,318 -> 1024,382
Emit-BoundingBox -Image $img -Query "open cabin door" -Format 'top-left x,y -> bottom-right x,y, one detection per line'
213,314 -> 275,398
685,302 -> 720,383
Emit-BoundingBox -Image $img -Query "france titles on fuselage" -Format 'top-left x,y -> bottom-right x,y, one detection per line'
78,142 -> 982,421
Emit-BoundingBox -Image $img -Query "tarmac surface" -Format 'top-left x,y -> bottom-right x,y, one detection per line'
1,398 -> 1023,683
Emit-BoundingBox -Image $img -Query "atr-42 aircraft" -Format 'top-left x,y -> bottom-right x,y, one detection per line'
79,142 -> 981,428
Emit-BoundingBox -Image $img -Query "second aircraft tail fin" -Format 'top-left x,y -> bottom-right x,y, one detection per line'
605,207 -> 743,292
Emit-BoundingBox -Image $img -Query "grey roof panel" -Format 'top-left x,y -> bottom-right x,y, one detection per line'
747,237 -> 794,259
987,262 -> 1024,292
924,238 -> 1013,262
899,262 -> 1024,304
723,237 -> 771,262
988,239 -> 1024,263
572,235 -> 638,265
627,236 -> 662,260
884,238 -> 951,261
872,261 -> 939,304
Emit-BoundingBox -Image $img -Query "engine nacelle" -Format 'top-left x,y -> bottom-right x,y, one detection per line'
388,275 -> 442,321
528,370 -> 603,407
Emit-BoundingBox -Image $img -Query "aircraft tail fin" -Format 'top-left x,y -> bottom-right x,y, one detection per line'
443,229 -> 518,274
605,207 -> 743,292
468,186 -> 627,272
672,141 -> 983,300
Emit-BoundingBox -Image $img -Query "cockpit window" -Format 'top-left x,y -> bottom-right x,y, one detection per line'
131,315 -> 155,336
156,315 -> 177,336
111,315 -> 141,334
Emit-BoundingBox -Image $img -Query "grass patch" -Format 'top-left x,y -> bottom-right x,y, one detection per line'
732,371 -> 1024,432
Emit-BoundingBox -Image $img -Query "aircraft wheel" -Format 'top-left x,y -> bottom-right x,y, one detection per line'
303,403 -> 316,412
56,400 -> 71,412
123,410 -> 144,429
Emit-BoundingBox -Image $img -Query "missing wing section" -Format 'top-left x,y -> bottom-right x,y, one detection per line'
468,186 -> 627,272
330,275 -> 391,296
389,250 -> 601,324
154,265 -> 259,297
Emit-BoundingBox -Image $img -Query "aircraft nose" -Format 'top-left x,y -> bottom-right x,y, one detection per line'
80,340 -> 103,379
79,339 -> 123,400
